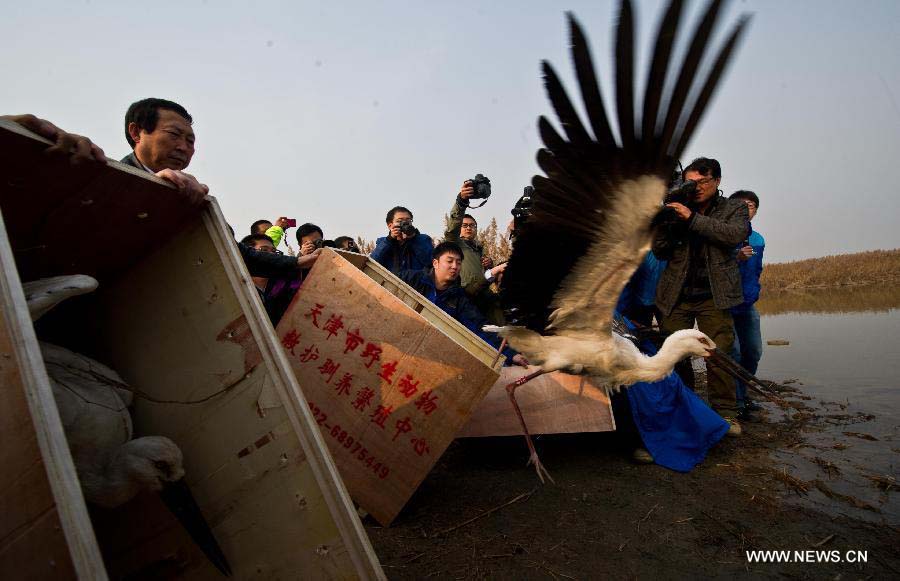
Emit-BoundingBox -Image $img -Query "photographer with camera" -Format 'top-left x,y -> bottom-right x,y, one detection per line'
295,223 -> 324,255
260,216 -> 296,250
652,157 -> 749,435
371,206 -> 434,275
333,236 -> 361,253
244,222 -> 325,326
445,177 -> 492,296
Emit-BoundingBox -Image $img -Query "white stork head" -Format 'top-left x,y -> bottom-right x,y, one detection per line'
663,329 -> 716,359
120,436 -> 185,491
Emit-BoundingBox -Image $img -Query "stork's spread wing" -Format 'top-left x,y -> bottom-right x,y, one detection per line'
502,0 -> 750,333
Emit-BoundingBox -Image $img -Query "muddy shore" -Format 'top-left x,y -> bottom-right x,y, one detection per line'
365,380 -> 899,579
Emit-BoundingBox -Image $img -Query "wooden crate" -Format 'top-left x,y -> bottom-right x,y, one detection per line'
276,250 -> 501,525
337,251 -> 503,371
458,367 -> 616,438
0,120 -> 383,579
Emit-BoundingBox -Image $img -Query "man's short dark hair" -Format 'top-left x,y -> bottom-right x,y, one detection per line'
334,236 -> 355,248
240,233 -> 274,246
386,206 -> 413,224
250,219 -> 272,234
683,157 -> 721,179
463,213 -> 477,226
433,241 -> 464,261
124,98 -> 193,148
730,190 -> 759,208
296,223 -> 324,243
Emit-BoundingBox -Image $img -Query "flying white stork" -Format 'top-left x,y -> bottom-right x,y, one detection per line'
487,0 -> 752,481
24,275 -> 232,576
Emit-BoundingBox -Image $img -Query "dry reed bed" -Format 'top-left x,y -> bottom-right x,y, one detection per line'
760,248 -> 900,290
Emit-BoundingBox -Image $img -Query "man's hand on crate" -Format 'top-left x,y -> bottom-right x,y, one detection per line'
4,114 -> 107,164
155,168 -> 209,206
297,248 -> 322,269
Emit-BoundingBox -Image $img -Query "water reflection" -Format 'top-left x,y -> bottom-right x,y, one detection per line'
755,287 -> 899,524
757,282 -> 900,316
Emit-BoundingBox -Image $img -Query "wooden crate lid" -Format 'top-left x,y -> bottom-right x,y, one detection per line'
333,249 -> 503,372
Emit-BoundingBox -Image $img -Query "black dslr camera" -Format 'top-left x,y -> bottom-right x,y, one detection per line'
468,174 -> 491,199
511,185 -> 534,221
510,185 -> 535,241
397,219 -> 417,237
664,179 -> 697,206
465,174 -> 492,208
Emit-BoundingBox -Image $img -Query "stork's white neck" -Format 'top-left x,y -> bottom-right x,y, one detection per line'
625,335 -> 694,385
652,336 -> 691,373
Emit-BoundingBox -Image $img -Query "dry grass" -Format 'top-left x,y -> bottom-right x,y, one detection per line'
760,248 -> 900,290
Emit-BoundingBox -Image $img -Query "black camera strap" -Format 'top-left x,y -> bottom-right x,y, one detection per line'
468,198 -> 489,209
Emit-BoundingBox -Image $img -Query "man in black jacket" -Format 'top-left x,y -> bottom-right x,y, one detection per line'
652,157 -> 749,433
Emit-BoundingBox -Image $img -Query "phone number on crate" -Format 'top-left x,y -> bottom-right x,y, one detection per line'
308,401 -> 391,480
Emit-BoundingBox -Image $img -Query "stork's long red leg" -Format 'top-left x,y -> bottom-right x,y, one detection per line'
506,369 -> 555,484
492,338 -> 508,368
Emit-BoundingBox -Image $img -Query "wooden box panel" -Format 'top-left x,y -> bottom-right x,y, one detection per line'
80,214 -> 379,578
458,367 -> 616,438
0,210 -> 104,580
276,250 -> 501,525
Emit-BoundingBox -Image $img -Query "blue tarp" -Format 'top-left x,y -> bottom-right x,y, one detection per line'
621,319 -> 729,472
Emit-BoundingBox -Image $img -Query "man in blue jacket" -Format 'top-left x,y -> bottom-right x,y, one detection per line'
399,242 -> 527,367
729,190 -> 765,417
371,206 -> 434,275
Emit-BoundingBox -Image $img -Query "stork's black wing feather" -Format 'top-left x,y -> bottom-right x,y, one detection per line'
501,0 -> 750,333
615,0 -> 637,152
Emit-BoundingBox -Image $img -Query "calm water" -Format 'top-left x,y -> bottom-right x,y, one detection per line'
755,286 -> 899,523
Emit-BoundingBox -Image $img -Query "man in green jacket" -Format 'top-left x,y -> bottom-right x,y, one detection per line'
445,181 -> 508,324
445,181 -> 489,296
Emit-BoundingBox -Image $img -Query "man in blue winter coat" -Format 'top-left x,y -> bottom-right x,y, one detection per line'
399,242 -> 528,367
729,190 -> 765,416
371,206 -> 434,275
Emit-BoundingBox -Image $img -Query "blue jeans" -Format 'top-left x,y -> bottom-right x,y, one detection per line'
731,306 -> 762,408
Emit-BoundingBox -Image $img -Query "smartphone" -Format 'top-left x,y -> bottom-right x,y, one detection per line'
286,218 -> 297,228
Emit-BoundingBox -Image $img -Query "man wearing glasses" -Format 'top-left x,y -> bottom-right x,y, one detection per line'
652,157 -> 750,436
445,181 -> 494,296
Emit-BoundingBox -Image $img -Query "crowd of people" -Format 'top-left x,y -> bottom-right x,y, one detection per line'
4,98 -> 766,469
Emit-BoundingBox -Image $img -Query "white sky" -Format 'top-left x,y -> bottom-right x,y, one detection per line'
3,0 -> 899,263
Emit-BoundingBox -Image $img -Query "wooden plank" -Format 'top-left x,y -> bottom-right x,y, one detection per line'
202,203 -> 384,579
457,367 -> 616,438
276,250 -> 500,525
0,209 -> 107,579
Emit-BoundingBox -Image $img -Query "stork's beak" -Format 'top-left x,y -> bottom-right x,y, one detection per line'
159,479 -> 232,577
709,348 -> 756,387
